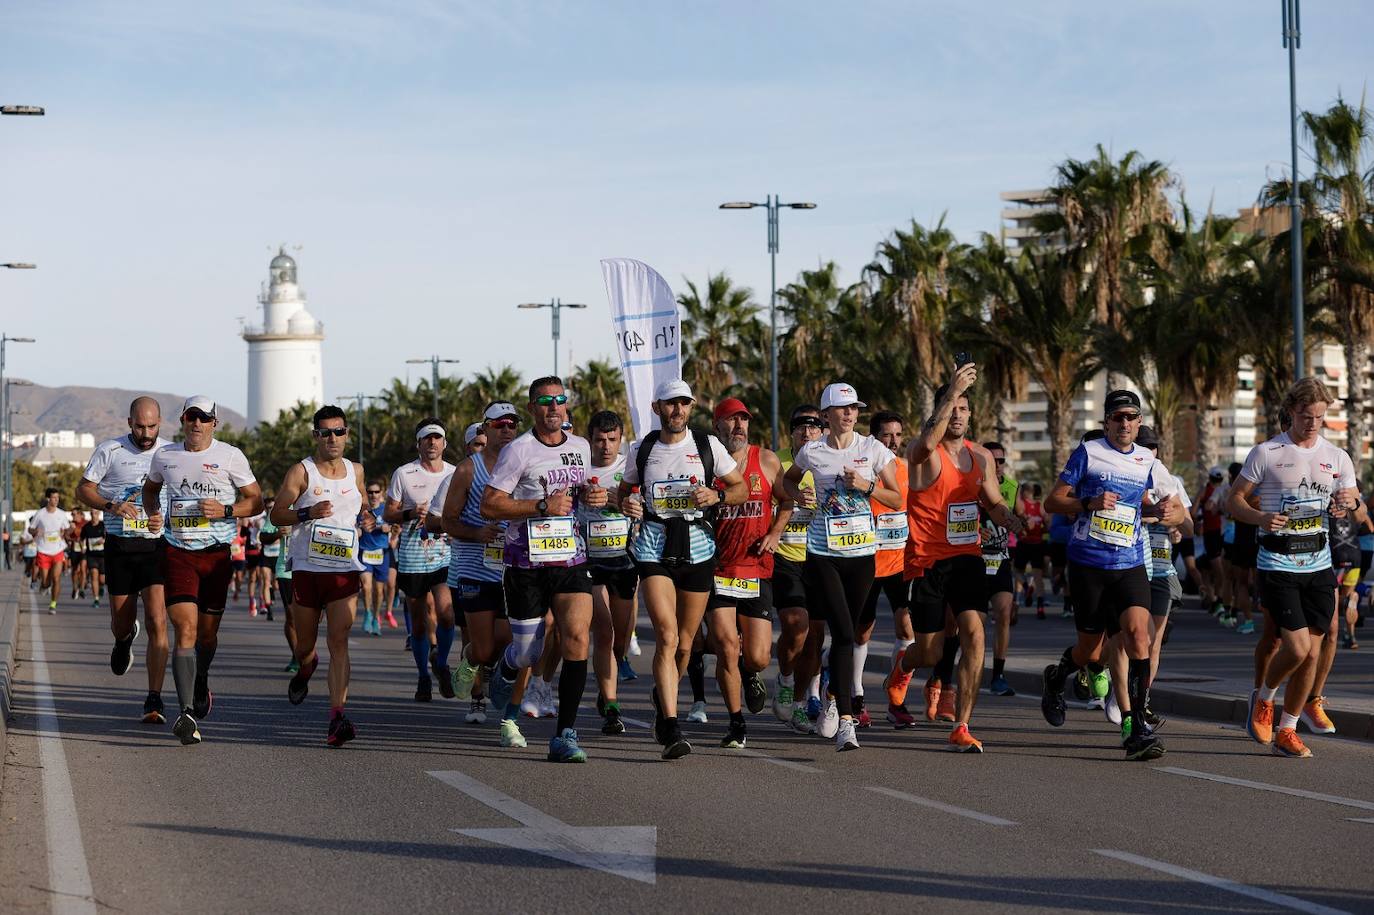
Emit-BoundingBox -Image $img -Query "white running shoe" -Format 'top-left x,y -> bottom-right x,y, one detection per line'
1086,696 -> 1105,710
686,701 -> 709,724
628,633 -> 642,657
465,698 -> 488,724
499,718 -> 527,748
817,695 -> 839,739
520,679 -> 543,718
1104,690 -> 1122,726
538,678 -> 558,718
835,717 -> 859,752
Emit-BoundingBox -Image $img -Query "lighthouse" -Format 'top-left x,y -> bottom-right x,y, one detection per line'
243,247 -> 325,428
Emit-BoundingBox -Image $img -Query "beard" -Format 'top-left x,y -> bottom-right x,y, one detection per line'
727,433 -> 748,452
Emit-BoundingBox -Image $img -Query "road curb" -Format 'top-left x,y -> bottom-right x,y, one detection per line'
999,666 -> 1374,742
0,570 -> 21,793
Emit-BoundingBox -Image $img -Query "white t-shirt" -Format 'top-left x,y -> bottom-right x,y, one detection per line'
147,439 -> 256,549
30,508 -> 72,556
1239,432 -> 1357,572
1144,463 -> 1192,579
387,459 -> 455,573
792,433 -> 894,558
83,434 -> 173,539
487,430 -> 593,568
622,433 -> 738,520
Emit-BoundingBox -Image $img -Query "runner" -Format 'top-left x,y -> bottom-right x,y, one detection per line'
272,405 -> 372,747
1194,467 -> 1230,615
357,481 -> 393,636
883,365 -> 1020,753
440,401 -> 522,741
464,422 -> 487,458
244,511 -> 265,616
229,526 -> 247,605
142,395 -> 263,745
982,441 -> 1020,698
1016,483 -> 1049,615
1038,390 -> 1183,760
383,418 -> 457,702
705,397 -> 791,748
780,382 -> 901,752
67,509 -> 87,599
619,379 -> 748,759
81,510 -> 106,607
1232,378 -> 1359,758
772,405 -> 825,734
482,376 -> 611,763
255,497 -> 279,621
28,488 -> 71,613
1222,462 -> 1258,632
21,528 -> 37,585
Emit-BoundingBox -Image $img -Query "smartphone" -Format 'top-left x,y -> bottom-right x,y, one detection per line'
955,351 -> 972,369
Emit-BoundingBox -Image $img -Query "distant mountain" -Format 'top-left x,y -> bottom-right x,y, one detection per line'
5,382 -> 248,440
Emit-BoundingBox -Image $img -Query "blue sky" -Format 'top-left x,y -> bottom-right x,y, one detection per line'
2,1 -> 1371,420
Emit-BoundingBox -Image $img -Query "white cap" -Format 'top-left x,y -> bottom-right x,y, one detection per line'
654,379 -> 694,402
181,394 -> 217,417
463,422 -> 484,445
819,382 -> 865,410
415,422 -> 446,442
1208,465 -> 1225,479
483,402 -> 518,421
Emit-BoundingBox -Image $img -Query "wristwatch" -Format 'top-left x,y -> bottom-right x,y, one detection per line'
536,498 -> 549,515
103,500 -> 114,511
715,489 -> 726,505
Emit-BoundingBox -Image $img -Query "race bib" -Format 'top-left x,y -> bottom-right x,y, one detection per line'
780,517 -> 810,547
262,542 -> 280,557
361,548 -> 385,565
43,532 -> 61,545
527,516 -> 577,564
483,537 -> 505,572
308,522 -> 357,567
875,512 -> 909,550
121,516 -> 152,535
984,555 -> 1004,576
946,502 -> 980,545
714,576 -> 760,599
170,498 -> 211,531
1089,502 -> 1137,548
825,513 -> 875,553
650,480 -> 698,518
86,538 -> 105,552
1149,528 -> 1173,565
587,517 -> 630,559
1280,497 -> 1324,535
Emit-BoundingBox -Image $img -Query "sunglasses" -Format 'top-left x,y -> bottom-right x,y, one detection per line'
1107,411 -> 1142,424
790,417 -> 823,429
533,394 -> 569,406
487,418 -> 518,429
366,489 -> 382,495
314,427 -> 348,438
994,457 -> 1006,465
183,410 -> 215,423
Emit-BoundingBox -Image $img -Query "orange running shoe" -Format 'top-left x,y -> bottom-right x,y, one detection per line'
1246,691 -> 1274,745
1300,696 -> 1335,734
924,680 -> 942,721
936,686 -> 958,722
885,663 -> 913,707
1272,726 -> 1312,758
947,722 -> 983,753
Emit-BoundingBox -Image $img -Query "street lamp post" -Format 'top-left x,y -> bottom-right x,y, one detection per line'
720,196 -> 817,451
0,106 -> 45,116
1,333 -> 37,546
517,299 -> 587,378
406,356 -> 460,419
336,393 -> 383,463
1282,0 -> 1305,378
4,378 -> 35,551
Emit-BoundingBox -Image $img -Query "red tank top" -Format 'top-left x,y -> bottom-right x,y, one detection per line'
905,440 -> 984,577
1020,499 -> 1045,544
714,446 -> 773,579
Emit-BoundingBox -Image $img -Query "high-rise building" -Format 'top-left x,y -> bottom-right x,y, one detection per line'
243,248 -> 324,428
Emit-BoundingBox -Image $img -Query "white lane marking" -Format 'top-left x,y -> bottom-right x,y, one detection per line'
737,747 -> 823,773
1155,766 -> 1374,812
427,769 -> 657,884
1348,817 -> 1374,824
1093,849 -> 1350,915
864,786 -> 1017,827
28,589 -> 99,915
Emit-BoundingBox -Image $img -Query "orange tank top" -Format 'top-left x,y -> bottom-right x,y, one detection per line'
873,457 -> 909,578
905,440 -> 984,577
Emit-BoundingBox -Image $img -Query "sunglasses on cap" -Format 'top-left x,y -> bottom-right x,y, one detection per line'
183,409 -> 215,423
487,418 -> 518,429
790,416 -> 823,429
1107,411 -> 1142,423
314,427 -> 348,438
534,394 -> 569,406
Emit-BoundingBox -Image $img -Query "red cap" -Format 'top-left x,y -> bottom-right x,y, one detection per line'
713,397 -> 751,422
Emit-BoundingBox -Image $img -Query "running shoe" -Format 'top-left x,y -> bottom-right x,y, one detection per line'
744,672 -> 768,715
936,686 -> 957,723
538,679 -> 558,718
720,718 -> 747,749
1071,669 -> 1090,701
885,663 -> 913,708
772,680 -> 796,723
92,597 -> 101,608
1104,690 -> 1122,726
661,722 -> 691,760
452,657 -> 479,700
923,680 -> 942,722
1341,633 -> 1356,649
1088,668 -> 1110,700
249,600 -> 258,618
326,714 -> 356,748
854,695 -> 871,728
1123,728 -> 1166,761
628,633 -> 642,656
835,717 -> 859,752
886,703 -> 917,729
805,696 -> 821,721
1272,726 -> 1312,758
415,675 -> 433,703
142,692 -> 166,725
1300,696 -> 1335,734
1237,620 -> 1256,635
385,610 -> 398,628
520,678 -> 543,718
48,600 -> 57,614
687,701 -> 709,724
989,674 -> 1015,697
1060,607 -> 1073,619
602,703 -> 625,735
1142,705 -> 1165,731
1036,606 -> 1046,621
947,723 -> 983,753
285,659 -> 299,674
192,677 -> 213,719
430,650 -> 455,700
790,706 -> 816,734
287,655 -> 318,705
548,728 -> 588,763
617,657 -> 638,681
465,698 -> 488,724
1246,690 -> 1274,745
172,711 -> 201,745
817,695 -> 839,738
1040,665 -> 1067,727
499,718 -> 527,748
485,666 -> 514,714
110,620 -> 141,676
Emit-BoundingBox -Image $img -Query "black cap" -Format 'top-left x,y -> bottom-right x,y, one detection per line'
1103,390 -> 1142,415
1136,425 -> 1159,449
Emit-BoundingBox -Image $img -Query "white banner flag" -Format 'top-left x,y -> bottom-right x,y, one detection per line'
600,257 -> 681,439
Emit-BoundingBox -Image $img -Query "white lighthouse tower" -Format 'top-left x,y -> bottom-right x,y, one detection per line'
243,247 -> 325,428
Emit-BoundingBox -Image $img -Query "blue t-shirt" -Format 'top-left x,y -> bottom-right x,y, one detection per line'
358,504 -> 389,551
1059,438 -> 1154,571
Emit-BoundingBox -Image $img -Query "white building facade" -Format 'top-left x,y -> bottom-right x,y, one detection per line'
243,249 -> 325,428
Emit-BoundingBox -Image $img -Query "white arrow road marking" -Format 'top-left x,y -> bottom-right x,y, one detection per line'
426,769 -> 657,884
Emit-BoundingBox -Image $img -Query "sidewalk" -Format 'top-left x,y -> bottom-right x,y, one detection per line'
0,569 -> 21,793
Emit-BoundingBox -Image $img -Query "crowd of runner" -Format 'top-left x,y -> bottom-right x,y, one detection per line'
17,365 -> 1371,762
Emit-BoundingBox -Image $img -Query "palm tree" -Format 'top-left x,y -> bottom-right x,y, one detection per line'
950,236 -> 1029,442
567,357 -> 630,435
776,262 -> 860,409
468,365 -> 525,411
677,273 -> 761,410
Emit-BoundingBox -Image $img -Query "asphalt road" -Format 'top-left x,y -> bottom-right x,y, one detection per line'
3,574 -> 1372,914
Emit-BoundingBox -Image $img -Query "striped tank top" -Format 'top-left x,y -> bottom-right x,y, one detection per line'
451,454 -> 506,584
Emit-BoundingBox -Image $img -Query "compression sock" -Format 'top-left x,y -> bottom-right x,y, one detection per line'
688,649 -> 706,704
330,705 -> 344,720
172,652 -> 197,711
1128,657 -> 1151,735
993,657 -> 1006,678
503,702 -> 519,722
435,623 -> 455,667
1050,646 -> 1079,689
851,642 -> 870,696
195,642 -> 217,676
556,658 -> 587,732
934,635 -> 959,685
411,629 -> 430,676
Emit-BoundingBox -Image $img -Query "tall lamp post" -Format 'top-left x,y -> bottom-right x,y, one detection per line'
517,299 -> 587,378
4,378 -> 34,550
406,356 -> 460,419
336,393 -> 383,463
2,332 -> 37,546
719,196 -> 817,450
1282,0 -> 1305,377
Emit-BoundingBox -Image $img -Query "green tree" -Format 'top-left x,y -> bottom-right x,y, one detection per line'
678,272 -> 762,411
10,460 -> 85,512
567,357 -> 629,435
